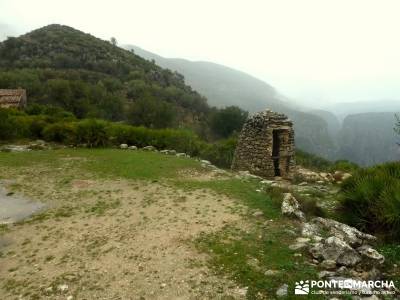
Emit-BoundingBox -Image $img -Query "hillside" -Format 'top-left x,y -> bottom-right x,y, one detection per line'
0,25 -> 209,128
337,112 -> 400,165
125,45 -> 337,160
125,45 -> 285,112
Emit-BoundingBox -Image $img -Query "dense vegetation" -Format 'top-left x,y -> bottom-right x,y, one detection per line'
0,25 -> 247,140
0,108 -> 237,168
338,162 -> 400,241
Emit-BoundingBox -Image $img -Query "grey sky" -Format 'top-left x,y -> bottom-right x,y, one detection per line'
1,0 -> 399,106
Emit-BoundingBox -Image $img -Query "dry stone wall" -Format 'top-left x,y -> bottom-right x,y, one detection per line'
231,109 -> 295,178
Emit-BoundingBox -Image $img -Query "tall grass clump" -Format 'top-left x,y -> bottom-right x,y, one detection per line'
338,162 -> 400,241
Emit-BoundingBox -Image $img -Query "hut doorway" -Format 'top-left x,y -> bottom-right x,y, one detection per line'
272,129 -> 285,176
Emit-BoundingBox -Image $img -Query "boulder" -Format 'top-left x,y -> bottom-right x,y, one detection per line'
333,171 -> 352,182
310,236 -> 361,267
357,245 -> 385,268
318,270 -> 336,279
252,210 -> 264,217
160,149 -> 176,155
301,222 -> 320,237
128,146 -> 138,150
320,259 -> 337,270
281,193 -> 305,221
120,144 -> 128,149
276,284 -> 288,297
312,217 -> 376,247
142,145 -> 156,151
176,152 -> 188,158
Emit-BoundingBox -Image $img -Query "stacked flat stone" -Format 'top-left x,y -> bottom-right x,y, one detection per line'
231,109 -> 295,179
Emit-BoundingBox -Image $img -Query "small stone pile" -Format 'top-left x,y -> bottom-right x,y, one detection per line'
0,140 -> 51,152
119,144 -> 190,158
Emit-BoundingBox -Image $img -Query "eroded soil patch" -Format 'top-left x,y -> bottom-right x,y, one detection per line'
0,170 -> 247,299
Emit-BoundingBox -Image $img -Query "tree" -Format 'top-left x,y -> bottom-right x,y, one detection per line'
110,37 -> 117,46
210,106 -> 248,138
128,94 -> 177,128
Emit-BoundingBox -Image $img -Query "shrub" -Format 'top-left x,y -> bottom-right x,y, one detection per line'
338,162 -> 400,241
42,122 -> 77,144
200,138 -> 237,168
330,160 -> 359,173
76,119 -> 109,147
295,149 -> 333,171
0,109 -> 19,139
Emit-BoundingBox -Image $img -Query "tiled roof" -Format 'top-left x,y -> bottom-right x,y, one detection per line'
0,89 -> 26,107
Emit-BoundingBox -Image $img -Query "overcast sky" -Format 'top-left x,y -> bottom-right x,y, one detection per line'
0,0 -> 399,106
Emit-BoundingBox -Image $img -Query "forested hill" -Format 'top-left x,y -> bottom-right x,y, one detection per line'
0,24 -> 209,128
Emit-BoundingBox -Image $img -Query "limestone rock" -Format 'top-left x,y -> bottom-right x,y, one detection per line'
264,270 -> 279,276
310,236 -> 361,267
276,284 -> 288,297
159,149 -> 176,155
252,210 -> 264,217
318,270 -> 336,279
320,259 -> 337,270
120,144 -> 128,149
301,222 -> 320,237
357,245 -> 385,268
128,145 -> 138,150
313,217 -> 376,247
281,193 -> 305,221
142,145 -> 156,151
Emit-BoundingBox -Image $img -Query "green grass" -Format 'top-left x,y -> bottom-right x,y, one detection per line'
0,148 -> 201,180
195,223 -> 321,299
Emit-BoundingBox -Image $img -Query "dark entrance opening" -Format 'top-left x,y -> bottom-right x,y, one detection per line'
272,130 -> 281,176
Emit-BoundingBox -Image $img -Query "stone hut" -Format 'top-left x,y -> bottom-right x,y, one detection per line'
231,109 -> 295,178
0,89 -> 27,109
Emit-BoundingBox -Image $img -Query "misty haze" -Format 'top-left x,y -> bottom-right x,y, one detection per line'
0,1 -> 399,299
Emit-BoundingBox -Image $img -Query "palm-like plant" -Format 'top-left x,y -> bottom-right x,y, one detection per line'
339,162 -> 400,241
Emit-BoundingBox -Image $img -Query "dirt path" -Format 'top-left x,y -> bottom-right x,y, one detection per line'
0,174 -> 248,299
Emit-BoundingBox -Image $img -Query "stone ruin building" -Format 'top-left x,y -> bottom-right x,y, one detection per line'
0,89 -> 27,109
231,109 -> 295,179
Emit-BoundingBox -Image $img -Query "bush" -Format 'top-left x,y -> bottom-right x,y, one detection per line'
338,162 -> 400,241
76,119 -> 109,147
42,122 -> 77,144
0,109 -> 19,139
330,160 -> 359,173
200,138 -> 237,168
295,149 -> 333,171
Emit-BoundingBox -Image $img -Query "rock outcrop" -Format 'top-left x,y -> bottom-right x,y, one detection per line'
281,193 -> 389,296
281,193 -> 305,221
